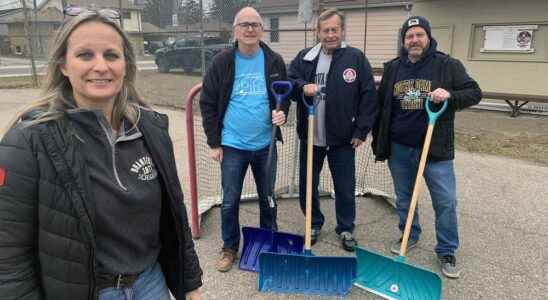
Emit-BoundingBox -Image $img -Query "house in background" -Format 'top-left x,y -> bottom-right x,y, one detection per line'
0,1 -> 62,56
0,0 -> 145,56
257,0 -> 412,68
412,0 -> 548,95
66,0 -> 144,54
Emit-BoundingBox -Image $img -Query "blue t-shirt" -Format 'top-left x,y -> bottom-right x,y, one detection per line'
222,48 -> 271,150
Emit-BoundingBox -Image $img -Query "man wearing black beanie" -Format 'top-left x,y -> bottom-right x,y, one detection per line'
372,15 -> 482,278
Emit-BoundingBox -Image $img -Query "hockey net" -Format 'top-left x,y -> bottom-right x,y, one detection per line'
184,83 -> 394,238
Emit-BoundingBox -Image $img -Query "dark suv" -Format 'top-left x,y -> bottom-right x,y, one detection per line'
154,36 -> 230,73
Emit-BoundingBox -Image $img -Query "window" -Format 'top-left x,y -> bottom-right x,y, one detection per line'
122,11 -> 131,20
270,17 -> 279,43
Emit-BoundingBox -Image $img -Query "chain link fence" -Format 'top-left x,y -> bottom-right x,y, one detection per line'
0,0 -> 411,209
0,1 -> 410,88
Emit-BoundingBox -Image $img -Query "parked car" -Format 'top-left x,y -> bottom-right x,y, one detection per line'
154,36 -> 231,73
144,41 -> 165,55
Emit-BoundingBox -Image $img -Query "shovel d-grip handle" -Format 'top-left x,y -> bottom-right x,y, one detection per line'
425,96 -> 448,124
301,89 -> 321,116
270,81 -> 293,111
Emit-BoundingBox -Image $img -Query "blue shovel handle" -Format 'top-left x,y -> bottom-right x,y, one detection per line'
301,90 -> 321,116
270,81 -> 293,111
425,96 -> 448,124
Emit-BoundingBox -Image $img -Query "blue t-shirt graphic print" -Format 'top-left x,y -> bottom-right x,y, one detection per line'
222,48 -> 271,150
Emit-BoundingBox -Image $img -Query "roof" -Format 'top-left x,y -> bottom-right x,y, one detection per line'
0,0 -> 141,24
0,0 -> 48,11
166,21 -> 232,33
66,0 -> 140,10
142,21 -> 163,33
0,6 -> 63,23
258,0 -> 410,14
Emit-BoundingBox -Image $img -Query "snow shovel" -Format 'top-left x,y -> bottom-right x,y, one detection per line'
354,97 -> 447,300
239,81 -> 304,272
258,90 -> 357,296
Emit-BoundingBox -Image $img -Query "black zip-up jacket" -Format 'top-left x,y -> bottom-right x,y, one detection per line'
199,41 -> 290,148
372,51 -> 482,161
0,109 -> 202,300
289,43 -> 378,145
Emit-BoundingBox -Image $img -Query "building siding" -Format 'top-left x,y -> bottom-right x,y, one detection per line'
261,5 -> 407,67
263,14 -> 317,63
345,6 -> 408,67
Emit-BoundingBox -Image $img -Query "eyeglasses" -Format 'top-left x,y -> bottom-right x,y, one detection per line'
235,22 -> 262,30
63,6 -> 121,20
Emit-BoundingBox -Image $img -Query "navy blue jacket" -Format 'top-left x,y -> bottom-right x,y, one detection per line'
289,43 -> 378,145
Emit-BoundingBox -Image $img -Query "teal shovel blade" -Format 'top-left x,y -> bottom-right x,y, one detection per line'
354,246 -> 442,300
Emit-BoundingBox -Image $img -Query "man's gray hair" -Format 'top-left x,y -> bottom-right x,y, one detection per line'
233,6 -> 263,27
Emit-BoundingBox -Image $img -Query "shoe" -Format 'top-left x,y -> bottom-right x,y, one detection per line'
339,231 -> 357,252
438,255 -> 461,278
311,228 -> 321,245
390,237 -> 419,255
216,248 -> 237,272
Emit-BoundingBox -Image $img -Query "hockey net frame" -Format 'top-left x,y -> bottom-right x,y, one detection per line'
184,83 -> 394,239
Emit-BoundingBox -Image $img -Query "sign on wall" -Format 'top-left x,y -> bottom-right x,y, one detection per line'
481,25 -> 537,53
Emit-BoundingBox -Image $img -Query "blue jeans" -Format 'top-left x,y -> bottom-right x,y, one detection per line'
388,142 -> 459,256
98,263 -> 170,300
298,142 -> 356,234
220,145 -> 277,250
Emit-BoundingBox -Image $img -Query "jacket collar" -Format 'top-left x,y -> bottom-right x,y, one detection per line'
303,42 -> 347,61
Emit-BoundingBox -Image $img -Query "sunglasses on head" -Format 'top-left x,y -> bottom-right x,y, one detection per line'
63,6 -> 121,20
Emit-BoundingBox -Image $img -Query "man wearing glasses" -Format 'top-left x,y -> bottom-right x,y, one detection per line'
199,7 -> 290,272
289,8 -> 378,252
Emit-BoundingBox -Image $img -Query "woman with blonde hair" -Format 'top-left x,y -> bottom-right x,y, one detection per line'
0,7 -> 202,300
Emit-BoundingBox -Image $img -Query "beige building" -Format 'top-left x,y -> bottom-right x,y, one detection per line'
412,0 -> 548,95
258,0 -> 412,68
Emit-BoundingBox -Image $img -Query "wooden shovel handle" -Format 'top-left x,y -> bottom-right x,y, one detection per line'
400,124 -> 434,257
304,114 -> 315,250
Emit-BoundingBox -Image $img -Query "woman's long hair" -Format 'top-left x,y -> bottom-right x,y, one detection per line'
5,10 -> 148,132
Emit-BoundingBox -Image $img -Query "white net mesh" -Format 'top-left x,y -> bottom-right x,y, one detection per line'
188,101 -> 395,215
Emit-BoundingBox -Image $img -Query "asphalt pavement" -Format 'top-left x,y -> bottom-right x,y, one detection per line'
1,89 -> 547,299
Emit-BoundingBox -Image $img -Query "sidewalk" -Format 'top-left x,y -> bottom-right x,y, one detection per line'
1,89 -> 547,299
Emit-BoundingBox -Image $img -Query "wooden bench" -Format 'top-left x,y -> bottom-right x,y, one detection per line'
482,92 -> 548,117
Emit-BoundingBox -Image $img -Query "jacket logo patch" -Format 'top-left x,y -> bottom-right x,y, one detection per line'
342,68 -> 357,83
130,156 -> 158,181
0,167 -> 5,186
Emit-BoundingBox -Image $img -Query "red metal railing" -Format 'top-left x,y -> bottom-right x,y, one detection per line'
184,82 -> 203,239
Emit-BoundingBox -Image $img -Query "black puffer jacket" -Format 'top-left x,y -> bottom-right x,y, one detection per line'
0,109 -> 202,300
372,51 -> 482,161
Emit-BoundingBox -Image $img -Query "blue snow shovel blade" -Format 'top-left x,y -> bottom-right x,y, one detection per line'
354,247 -> 442,300
239,227 -> 304,272
258,251 -> 357,296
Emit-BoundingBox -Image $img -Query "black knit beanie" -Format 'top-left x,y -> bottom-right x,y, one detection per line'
401,16 -> 432,42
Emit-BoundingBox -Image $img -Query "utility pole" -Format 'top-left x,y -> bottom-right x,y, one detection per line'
119,0 -> 124,29
21,0 -> 38,87
363,0 -> 368,54
199,0 -> 205,74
